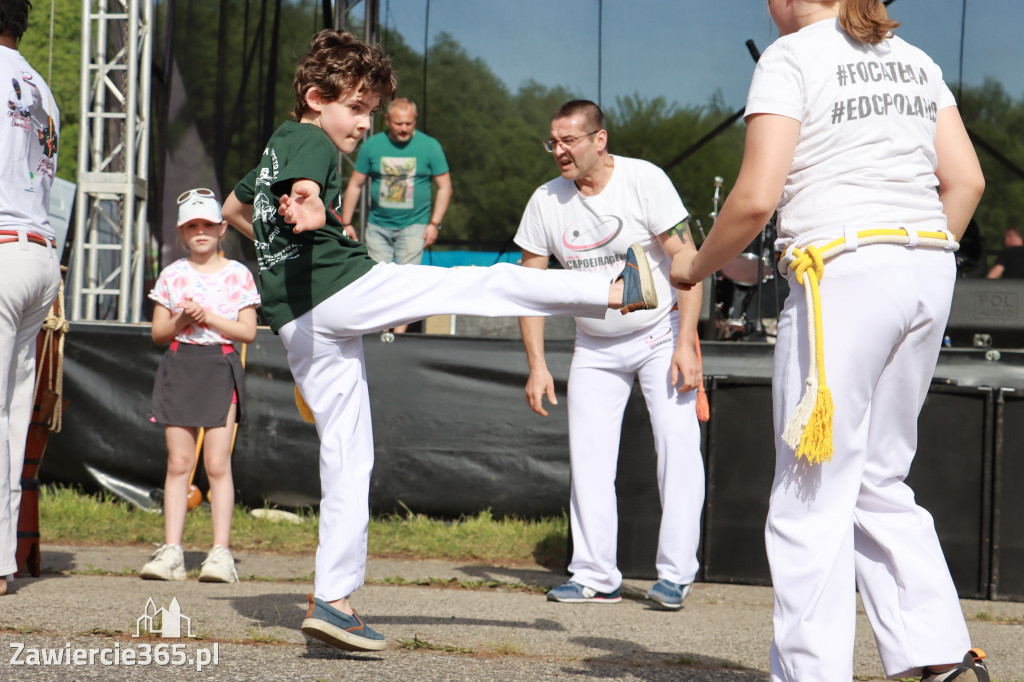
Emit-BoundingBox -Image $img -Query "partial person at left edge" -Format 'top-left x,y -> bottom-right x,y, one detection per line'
0,0 -> 61,597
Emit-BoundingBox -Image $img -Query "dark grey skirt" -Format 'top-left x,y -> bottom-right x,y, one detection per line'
150,343 -> 246,428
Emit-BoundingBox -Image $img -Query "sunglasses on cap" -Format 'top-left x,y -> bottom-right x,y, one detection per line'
177,188 -> 216,204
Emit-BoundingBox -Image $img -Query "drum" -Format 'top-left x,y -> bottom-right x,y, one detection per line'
719,222 -> 776,287
712,218 -> 787,340
720,252 -> 771,287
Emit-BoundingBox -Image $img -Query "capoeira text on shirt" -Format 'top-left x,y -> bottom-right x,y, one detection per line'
563,252 -> 626,271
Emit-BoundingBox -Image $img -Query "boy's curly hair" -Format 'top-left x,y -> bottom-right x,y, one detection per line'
0,0 -> 32,40
293,30 -> 398,120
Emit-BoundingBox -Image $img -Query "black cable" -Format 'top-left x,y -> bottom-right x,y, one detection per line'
597,0 -> 603,107
957,0 -> 967,102
422,0 -> 429,131
967,127 -> 1024,183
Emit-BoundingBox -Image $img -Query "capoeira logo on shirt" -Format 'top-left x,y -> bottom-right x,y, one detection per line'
252,147 -> 304,271
644,326 -> 673,352
561,215 -> 623,252
253,149 -> 281,225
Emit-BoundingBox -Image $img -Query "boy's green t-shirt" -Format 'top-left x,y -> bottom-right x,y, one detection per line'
234,120 -> 376,331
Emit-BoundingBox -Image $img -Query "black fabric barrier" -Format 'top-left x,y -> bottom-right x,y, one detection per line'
39,323 -> 1024,600
43,323 -> 586,517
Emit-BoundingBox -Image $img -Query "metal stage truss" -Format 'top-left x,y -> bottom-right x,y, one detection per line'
65,0 -> 373,322
68,0 -> 152,323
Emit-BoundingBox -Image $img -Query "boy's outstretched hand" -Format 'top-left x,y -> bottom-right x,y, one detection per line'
279,179 -> 326,233
670,251 -> 699,291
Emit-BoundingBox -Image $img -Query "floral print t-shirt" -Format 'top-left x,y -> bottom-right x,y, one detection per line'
148,259 -> 261,345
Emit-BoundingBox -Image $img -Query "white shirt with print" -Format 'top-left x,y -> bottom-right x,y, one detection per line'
515,156 -> 687,338
0,46 -> 59,239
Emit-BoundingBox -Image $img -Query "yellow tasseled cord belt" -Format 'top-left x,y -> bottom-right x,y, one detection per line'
779,228 -> 958,464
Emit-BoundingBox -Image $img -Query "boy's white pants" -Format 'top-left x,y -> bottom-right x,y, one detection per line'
0,239 -> 60,576
768,245 -> 971,681
566,318 -> 704,592
277,262 -> 610,601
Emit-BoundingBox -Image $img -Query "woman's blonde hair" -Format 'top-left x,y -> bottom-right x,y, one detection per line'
839,0 -> 900,45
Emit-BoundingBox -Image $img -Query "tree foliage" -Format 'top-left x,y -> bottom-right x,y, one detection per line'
16,4 -> 1024,261
609,92 -> 744,237
958,78 -> 1024,260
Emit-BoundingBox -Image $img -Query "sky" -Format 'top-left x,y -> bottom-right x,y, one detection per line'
350,0 -> 1024,112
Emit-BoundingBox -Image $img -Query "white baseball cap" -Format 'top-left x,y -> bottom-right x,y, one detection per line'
176,188 -> 223,227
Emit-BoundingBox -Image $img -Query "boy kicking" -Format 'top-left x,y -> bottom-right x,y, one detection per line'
222,29 -> 658,652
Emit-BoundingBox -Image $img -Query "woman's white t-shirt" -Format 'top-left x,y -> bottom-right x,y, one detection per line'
745,18 -> 957,240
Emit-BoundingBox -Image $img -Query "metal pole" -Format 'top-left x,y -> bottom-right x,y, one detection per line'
122,1 -> 138,323
70,0 -> 93,320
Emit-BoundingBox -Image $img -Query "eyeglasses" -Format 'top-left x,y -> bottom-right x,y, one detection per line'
543,131 -> 599,153
177,188 -> 216,204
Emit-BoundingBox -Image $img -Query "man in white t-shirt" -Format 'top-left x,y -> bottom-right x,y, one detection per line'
514,100 -> 705,608
0,0 -> 61,596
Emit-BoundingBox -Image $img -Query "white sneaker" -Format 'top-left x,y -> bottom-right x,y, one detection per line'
140,545 -> 186,581
198,545 -> 238,583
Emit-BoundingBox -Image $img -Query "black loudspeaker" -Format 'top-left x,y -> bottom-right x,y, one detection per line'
614,379 -> 662,580
990,389 -> 1024,600
946,278 -> 1024,347
698,276 -> 715,340
907,383 -> 993,599
700,378 -> 994,599
701,377 -> 775,585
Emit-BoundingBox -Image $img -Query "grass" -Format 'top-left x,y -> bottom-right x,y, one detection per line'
973,610 -> 1024,625
372,575 -> 544,594
398,635 -> 474,654
245,625 -> 285,644
38,485 -> 569,566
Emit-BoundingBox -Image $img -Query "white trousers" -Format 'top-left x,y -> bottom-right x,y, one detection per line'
566,317 -> 704,593
0,238 -> 60,575
768,245 -> 970,681
277,262 -> 610,601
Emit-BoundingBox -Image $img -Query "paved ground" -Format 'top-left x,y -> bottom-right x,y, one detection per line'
1,544 -> 1021,681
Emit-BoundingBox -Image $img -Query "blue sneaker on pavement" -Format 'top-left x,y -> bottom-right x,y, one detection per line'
618,243 -> 658,315
546,580 -> 622,604
301,594 -> 386,651
646,579 -> 692,610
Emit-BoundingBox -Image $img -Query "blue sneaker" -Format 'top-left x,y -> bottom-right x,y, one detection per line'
546,580 -> 622,604
618,243 -> 658,315
300,594 -> 386,651
646,579 -> 692,610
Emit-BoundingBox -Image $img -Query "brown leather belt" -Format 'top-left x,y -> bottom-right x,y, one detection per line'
0,230 -> 55,248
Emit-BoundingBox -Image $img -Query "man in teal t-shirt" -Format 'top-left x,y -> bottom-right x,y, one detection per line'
341,98 -> 451,333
